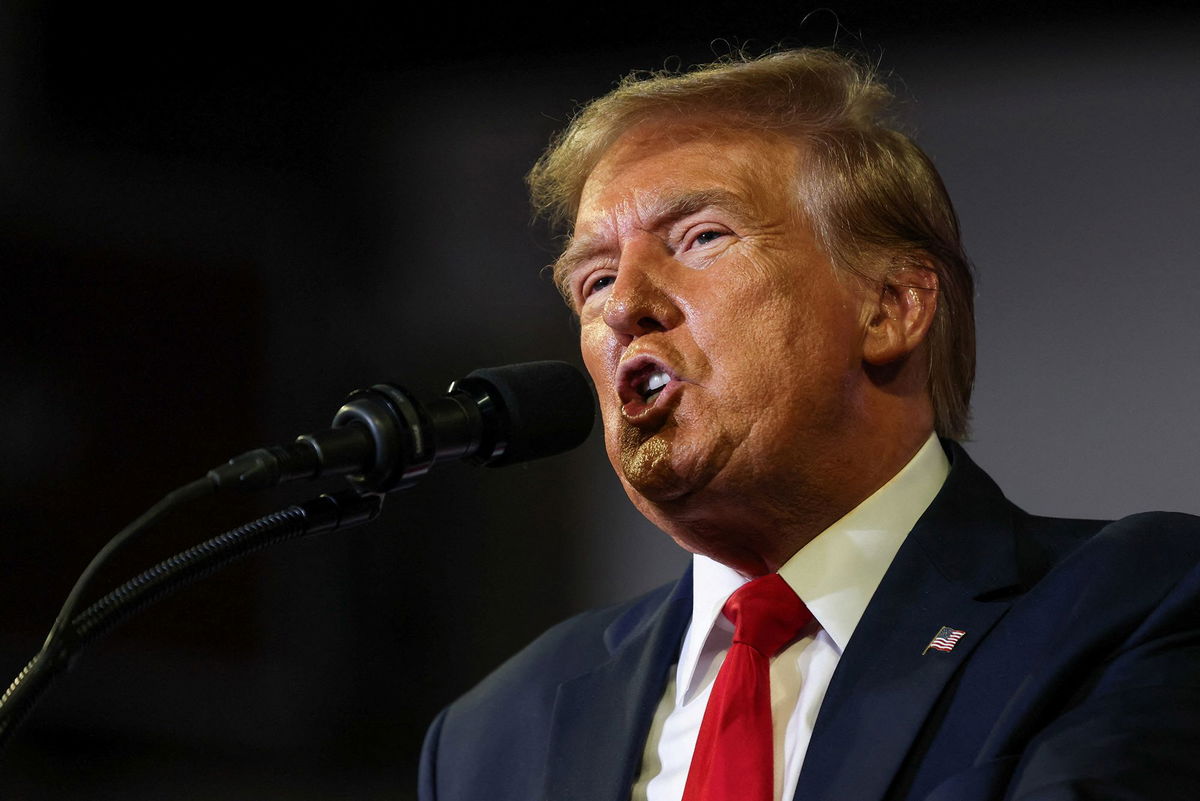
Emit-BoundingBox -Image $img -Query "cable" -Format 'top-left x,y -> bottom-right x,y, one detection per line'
0,490 -> 381,751
42,477 -> 216,651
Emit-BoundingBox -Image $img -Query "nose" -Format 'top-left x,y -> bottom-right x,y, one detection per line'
601,237 -> 683,344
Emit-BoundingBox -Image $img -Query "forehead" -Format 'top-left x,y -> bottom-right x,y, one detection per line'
575,120 -> 803,233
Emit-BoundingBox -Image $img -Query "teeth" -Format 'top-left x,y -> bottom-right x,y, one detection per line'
643,371 -> 672,398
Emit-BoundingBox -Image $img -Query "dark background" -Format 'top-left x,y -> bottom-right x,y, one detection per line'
1,2 -> 1197,798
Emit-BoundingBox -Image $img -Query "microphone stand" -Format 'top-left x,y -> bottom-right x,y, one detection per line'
0,490 -> 382,753
0,360 -> 594,758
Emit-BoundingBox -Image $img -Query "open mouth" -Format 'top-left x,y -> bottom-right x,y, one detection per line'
617,357 -> 681,421
640,370 -> 671,403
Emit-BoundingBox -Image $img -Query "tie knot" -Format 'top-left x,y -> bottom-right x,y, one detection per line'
722,574 -> 812,657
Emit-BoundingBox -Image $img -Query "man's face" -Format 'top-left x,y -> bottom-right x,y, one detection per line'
561,121 -> 877,548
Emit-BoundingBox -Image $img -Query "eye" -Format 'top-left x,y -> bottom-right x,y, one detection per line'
580,273 -> 615,300
589,275 -> 615,293
683,227 -> 730,251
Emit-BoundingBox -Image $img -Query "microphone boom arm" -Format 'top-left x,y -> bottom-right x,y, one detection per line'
0,490 -> 383,752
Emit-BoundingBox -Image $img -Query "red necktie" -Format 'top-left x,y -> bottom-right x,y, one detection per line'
681,573 -> 813,801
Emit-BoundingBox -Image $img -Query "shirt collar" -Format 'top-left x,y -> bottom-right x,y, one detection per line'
677,433 -> 950,701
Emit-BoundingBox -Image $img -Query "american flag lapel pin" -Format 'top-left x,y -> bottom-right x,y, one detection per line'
923,626 -> 966,655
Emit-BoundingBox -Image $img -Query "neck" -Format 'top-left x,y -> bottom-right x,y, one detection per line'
645,423 -> 935,576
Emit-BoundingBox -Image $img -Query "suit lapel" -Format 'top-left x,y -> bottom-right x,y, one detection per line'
794,442 -> 1026,801
544,570 -> 693,801
539,444 -> 1027,801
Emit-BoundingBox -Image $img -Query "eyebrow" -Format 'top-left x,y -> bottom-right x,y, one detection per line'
552,187 -> 757,295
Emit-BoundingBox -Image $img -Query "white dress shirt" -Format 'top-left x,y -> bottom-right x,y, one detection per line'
632,434 -> 950,801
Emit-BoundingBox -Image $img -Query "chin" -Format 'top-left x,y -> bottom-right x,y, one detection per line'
617,439 -> 694,504
614,432 -> 732,509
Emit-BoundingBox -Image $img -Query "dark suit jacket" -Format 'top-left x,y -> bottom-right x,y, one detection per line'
419,442 -> 1200,800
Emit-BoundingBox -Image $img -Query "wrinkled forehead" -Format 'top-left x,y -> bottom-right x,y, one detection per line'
573,119 -> 804,234
552,121 -> 809,297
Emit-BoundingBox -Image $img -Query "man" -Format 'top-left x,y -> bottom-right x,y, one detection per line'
419,49 -> 1200,801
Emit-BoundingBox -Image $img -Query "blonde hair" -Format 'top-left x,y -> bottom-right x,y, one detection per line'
528,49 -> 975,440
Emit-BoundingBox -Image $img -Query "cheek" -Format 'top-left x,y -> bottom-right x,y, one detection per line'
579,325 -> 615,387
579,324 -> 623,444
692,283 -> 811,370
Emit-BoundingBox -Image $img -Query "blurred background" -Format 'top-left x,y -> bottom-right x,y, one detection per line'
1,2 -> 1197,798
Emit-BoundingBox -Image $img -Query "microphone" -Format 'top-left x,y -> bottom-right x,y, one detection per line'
208,361 -> 595,494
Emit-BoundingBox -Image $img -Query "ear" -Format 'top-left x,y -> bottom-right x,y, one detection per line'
862,261 -> 939,366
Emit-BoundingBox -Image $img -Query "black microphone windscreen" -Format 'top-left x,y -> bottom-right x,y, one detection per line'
465,361 -> 595,467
